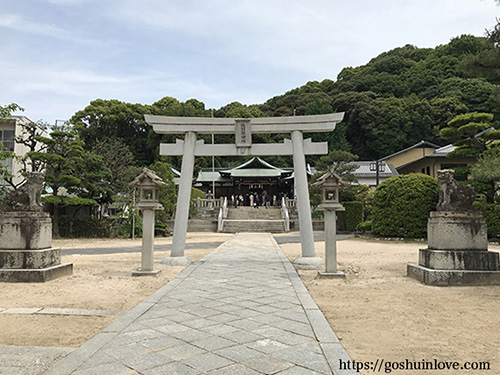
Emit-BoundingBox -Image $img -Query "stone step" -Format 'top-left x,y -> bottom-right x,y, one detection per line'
226,207 -> 282,220
221,219 -> 286,233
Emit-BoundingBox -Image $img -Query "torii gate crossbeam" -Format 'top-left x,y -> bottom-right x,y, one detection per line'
145,113 -> 345,268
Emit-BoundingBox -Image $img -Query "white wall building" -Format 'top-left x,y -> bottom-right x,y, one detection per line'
1,116 -> 44,187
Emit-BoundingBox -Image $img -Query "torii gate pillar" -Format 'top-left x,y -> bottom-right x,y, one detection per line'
169,131 -> 196,265
145,113 -> 345,268
291,130 -> 322,268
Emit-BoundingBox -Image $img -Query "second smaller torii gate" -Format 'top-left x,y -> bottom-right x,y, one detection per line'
145,113 -> 345,268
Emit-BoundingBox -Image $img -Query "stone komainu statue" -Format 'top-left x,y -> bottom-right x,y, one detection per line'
2,172 -> 44,212
436,169 -> 475,212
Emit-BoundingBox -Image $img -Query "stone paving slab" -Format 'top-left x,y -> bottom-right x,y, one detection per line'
43,233 -> 356,375
2,307 -> 43,314
0,345 -> 72,375
0,307 -> 123,317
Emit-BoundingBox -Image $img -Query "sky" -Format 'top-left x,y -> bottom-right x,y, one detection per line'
1,0 -> 499,124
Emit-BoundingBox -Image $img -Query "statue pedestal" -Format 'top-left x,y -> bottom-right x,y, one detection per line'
408,211 -> 500,286
427,211 -> 488,251
0,212 -> 72,282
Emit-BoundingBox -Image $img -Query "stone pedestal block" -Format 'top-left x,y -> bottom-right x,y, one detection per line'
427,211 -> 487,251
0,212 -> 52,250
408,211 -> 500,286
0,248 -> 61,269
0,263 -> 73,282
407,263 -> 500,286
418,248 -> 499,271
0,212 -> 72,282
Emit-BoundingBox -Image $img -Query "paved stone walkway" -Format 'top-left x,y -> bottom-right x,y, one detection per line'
44,233 -> 354,375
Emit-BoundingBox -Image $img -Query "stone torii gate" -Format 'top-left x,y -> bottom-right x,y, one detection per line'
145,113 -> 345,267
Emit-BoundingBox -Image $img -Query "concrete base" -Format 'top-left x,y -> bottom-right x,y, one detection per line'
132,269 -> 161,277
408,264 -> 500,286
160,256 -> 192,266
293,256 -> 324,269
317,270 -> 345,278
428,211 -> 487,251
0,248 -> 62,269
418,248 -> 499,271
0,263 -> 73,283
0,212 -> 52,250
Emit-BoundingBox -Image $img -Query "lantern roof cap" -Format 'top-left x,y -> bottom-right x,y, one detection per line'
312,170 -> 347,187
129,168 -> 167,188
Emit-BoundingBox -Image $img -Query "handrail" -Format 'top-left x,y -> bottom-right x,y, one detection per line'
197,198 -> 222,208
217,208 -> 223,232
281,197 -> 290,232
223,197 -> 228,218
285,197 -> 297,208
217,197 -> 228,232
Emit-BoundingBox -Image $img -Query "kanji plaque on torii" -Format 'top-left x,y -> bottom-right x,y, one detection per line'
145,113 -> 345,268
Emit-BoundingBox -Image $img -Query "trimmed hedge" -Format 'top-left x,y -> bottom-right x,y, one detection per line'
372,174 -> 438,238
473,202 -> 500,238
356,221 -> 372,233
343,201 -> 364,232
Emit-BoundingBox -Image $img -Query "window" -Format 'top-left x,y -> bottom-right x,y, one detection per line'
0,129 -> 15,151
1,156 -> 13,175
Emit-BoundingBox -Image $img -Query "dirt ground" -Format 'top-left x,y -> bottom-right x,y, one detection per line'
280,238 -> 500,374
1,233 -> 499,373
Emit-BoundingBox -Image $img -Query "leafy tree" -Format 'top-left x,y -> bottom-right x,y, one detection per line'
149,160 -> 177,218
15,120 -> 49,174
71,99 -> 154,165
461,19 -> 500,82
470,147 -> 500,183
0,103 -> 23,118
439,112 -> 500,157
74,150 -> 113,204
0,144 -> 15,198
315,150 -> 359,182
29,129 -> 108,237
91,138 -> 141,196
214,102 -> 265,118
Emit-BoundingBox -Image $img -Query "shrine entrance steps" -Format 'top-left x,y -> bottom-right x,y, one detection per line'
222,206 -> 286,233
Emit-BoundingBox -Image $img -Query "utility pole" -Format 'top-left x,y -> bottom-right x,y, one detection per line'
211,109 -> 215,198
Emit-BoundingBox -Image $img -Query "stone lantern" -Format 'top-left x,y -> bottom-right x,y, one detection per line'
313,170 -> 346,278
129,168 -> 166,276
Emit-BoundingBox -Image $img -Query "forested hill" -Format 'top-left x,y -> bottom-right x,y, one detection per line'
71,34 -> 500,167
259,35 -> 500,159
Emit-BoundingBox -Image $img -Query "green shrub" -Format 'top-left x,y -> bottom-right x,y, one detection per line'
356,221 -> 372,233
463,180 -> 495,202
118,210 -> 142,238
154,221 -> 169,236
473,202 -> 500,238
372,174 -> 438,238
189,187 -> 206,218
343,201 -> 364,232
311,210 -> 324,219
58,217 -> 114,238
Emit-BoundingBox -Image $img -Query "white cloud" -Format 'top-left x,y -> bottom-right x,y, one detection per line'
0,12 -> 68,39
114,0 -> 499,78
0,11 -> 101,45
47,0 -> 85,4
